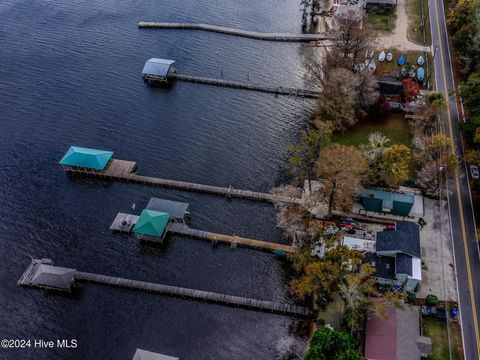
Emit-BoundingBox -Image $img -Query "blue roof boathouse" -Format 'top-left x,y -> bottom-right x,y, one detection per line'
142,58 -> 176,83
59,146 -> 113,173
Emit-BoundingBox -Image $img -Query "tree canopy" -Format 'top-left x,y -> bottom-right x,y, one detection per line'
304,327 -> 362,360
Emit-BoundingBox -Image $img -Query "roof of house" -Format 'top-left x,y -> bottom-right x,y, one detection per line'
396,253 -> 413,276
146,198 -> 189,220
364,253 -> 396,280
142,58 -> 175,77
376,221 -> 421,258
133,349 -> 178,360
132,210 -> 170,237
365,303 -> 430,360
59,146 -> 113,170
31,264 -> 76,290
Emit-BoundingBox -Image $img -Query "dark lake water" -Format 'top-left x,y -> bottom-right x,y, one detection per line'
0,0 -> 318,359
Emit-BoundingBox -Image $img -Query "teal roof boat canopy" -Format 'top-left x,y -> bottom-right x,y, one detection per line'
59,146 -> 113,170
133,210 -> 170,237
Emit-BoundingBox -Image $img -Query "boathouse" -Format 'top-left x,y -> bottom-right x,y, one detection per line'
59,146 -> 113,172
133,349 -> 178,360
132,209 -> 170,242
142,58 -> 176,83
30,264 -> 76,291
146,198 -> 190,222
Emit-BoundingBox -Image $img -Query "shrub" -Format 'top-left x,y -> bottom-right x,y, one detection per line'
426,294 -> 439,306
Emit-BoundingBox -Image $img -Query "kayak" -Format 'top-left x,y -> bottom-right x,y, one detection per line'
386,52 -> 393,62
379,51 -> 386,62
272,249 -> 287,257
417,67 -> 425,81
368,61 -> 376,72
417,55 -> 425,65
398,55 -> 405,65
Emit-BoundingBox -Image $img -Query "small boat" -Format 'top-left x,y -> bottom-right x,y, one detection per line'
400,67 -> 407,77
386,52 -> 393,62
378,51 -> 386,62
409,69 -> 416,78
417,55 -> 425,66
417,67 -> 425,81
272,249 -> 287,257
368,61 -> 376,72
398,55 -> 405,65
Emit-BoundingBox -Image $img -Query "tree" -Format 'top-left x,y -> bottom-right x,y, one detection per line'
459,72 -> 480,123
378,144 -> 412,187
316,68 -> 359,133
402,79 -> 421,102
466,149 -> 480,166
360,132 -> 391,184
304,327 -> 362,360
355,72 -> 380,119
314,144 -> 367,218
287,123 -> 333,189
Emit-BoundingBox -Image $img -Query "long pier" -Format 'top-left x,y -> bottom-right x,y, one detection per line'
75,271 -> 311,317
64,159 -> 302,204
174,73 -> 320,98
138,21 -> 332,43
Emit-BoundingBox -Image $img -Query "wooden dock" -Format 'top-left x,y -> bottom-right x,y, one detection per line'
66,159 -> 302,204
75,271 -> 311,317
174,73 -> 320,98
138,21 -> 332,43
110,213 -> 139,233
167,222 -> 292,253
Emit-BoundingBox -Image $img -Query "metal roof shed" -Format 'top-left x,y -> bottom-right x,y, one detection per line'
59,146 -> 113,170
133,349 -> 178,360
31,264 -> 76,291
146,198 -> 190,221
132,210 -> 170,242
142,59 -> 176,82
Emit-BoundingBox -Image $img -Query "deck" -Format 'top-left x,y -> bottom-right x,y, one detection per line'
110,213 -> 139,232
138,21 -> 332,43
66,159 -> 302,204
75,271 -> 311,317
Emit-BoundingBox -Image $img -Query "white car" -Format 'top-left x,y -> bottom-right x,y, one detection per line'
470,165 -> 479,180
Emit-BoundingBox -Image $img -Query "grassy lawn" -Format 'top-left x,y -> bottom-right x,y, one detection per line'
374,48 -> 432,78
333,113 -> 411,147
422,318 -> 464,360
364,12 -> 397,33
406,0 -> 432,46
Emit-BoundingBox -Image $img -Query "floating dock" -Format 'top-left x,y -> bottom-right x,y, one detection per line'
19,260 -> 312,317
174,73 -> 320,98
110,213 -> 139,233
66,159 -> 302,204
138,21 -> 332,43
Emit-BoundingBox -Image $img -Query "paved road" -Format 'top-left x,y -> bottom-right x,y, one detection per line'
428,0 -> 480,357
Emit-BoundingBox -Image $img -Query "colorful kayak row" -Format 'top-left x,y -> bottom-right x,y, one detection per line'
378,51 -> 425,81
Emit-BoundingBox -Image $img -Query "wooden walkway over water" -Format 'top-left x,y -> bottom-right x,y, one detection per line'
167,223 -> 292,252
75,271 -> 311,317
174,73 -> 320,98
67,159 -> 302,204
138,21 -> 332,43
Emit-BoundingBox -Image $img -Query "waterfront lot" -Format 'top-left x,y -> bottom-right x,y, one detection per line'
422,317 -> 463,359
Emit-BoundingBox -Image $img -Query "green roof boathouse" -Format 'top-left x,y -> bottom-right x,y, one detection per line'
360,188 -> 415,217
59,146 -> 113,173
132,209 -> 171,243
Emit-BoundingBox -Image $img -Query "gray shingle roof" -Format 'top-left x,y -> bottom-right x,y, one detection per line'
396,253 -> 413,276
364,253 -> 396,280
376,221 -> 421,258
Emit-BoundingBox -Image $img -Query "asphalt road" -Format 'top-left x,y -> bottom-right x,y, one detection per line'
428,0 -> 480,357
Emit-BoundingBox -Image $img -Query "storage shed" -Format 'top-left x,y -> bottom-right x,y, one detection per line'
59,146 -> 113,171
142,58 -> 176,83
360,188 -> 415,216
132,210 -> 170,242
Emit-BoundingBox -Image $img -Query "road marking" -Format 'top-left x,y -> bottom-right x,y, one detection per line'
433,0 -> 480,355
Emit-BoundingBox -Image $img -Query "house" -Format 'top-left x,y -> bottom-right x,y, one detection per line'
59,146 -> 113,171
142,59 -> 176,83
146,198 -> 190,222
360,188 -> 415,217
132,209 -> 171,243
132,349 -> 178,360
366,221 -> 422,292
365,0 -> 396,14
30,264 -> 77,291
365,303 -> 432,360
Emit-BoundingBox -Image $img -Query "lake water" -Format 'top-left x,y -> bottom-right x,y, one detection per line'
0,0 -> 317,358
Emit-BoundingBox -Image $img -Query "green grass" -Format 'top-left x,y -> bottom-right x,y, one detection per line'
333,113 -> 411,147
422,318 -> 464,360
406,0 -> 432,46
364,12 -> 397,33
374,48 -> 432,78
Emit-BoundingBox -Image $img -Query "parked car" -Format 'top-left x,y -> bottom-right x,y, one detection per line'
470,165 -> 479,180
